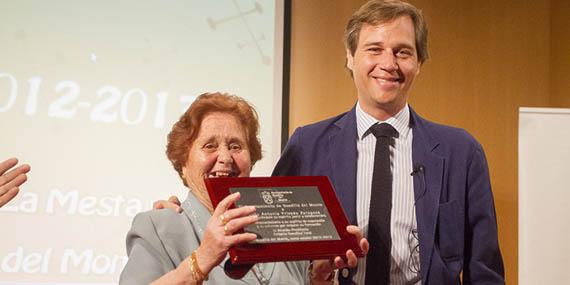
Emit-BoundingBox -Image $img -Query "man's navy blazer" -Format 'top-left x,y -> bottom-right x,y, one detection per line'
272,106 -> 505,284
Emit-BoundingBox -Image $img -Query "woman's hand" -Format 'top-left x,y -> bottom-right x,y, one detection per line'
155,192 -> 258,284
310,225 -> 369,283
0,158 -> 31,208
194,192 -> 258,275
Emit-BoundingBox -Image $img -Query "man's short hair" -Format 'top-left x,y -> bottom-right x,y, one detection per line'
344,0 -> 429,64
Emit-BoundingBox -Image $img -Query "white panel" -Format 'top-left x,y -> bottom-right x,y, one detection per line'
519,107 -> 570,284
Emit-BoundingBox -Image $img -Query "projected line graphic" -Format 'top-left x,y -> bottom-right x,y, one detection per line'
207,0 -> 271,65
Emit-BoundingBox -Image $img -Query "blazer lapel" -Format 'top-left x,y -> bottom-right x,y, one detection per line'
410,108 -> 444,282
329,107 -> 358,225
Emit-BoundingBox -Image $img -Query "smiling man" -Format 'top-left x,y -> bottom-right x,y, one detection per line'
272,0 -> 505,284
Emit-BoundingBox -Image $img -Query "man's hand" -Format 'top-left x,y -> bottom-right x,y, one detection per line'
0,158 -> 31,208
152,195 -> 183,213
310,225 -> 369,283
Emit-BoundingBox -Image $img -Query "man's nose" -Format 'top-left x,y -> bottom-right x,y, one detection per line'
378,51 -> 398,71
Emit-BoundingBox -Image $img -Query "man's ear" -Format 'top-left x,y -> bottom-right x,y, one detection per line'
346,48 -> 354,71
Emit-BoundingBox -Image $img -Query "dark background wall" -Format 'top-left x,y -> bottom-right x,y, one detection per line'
288,1 -> 570,284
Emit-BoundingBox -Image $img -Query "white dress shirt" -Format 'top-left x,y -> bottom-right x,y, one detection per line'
353,102 -> 420,285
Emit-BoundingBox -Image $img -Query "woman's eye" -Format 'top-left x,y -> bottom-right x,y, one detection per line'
204,143 -> 216,150
229,143 -> 242,150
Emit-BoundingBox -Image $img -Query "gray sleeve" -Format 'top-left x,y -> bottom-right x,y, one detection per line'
271,260 -> 310,285
119,212 -> 176,285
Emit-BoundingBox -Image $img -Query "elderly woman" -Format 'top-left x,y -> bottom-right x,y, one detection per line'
120,93 -> 366,284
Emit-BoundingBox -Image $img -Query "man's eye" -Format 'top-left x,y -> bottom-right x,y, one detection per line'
397,50 -> 413,57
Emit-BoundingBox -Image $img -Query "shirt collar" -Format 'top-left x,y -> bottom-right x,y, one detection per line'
355,102 -> 411,140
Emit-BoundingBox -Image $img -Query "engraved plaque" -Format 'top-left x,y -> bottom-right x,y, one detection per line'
230,186 -> 340,243
205,176 -> 364,264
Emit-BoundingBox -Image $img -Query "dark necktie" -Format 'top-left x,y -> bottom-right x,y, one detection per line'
365,123 -> 399,285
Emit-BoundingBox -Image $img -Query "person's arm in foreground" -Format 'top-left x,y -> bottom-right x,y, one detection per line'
0,158 -> 31,208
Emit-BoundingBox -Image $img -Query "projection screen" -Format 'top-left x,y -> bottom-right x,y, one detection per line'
0,0 -> 285,283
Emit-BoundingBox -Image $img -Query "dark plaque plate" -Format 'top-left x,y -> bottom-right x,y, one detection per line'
205,176 -> 364,264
